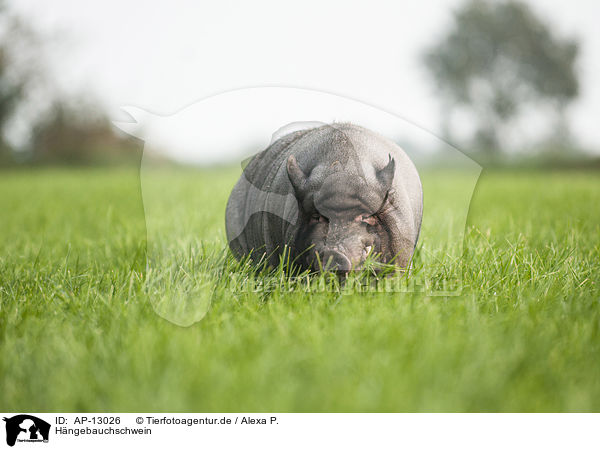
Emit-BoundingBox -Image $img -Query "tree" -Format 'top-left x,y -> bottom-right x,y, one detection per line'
0,1 -> 139,166
0,1 -> 29,160
422,0 -> 579,153
0,46 -> 21,163
28,100 -> 140,165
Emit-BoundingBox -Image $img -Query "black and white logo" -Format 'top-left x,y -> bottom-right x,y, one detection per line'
3,415 -> 50,447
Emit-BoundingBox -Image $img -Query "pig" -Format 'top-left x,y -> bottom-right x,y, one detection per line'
225,123 -> 423,273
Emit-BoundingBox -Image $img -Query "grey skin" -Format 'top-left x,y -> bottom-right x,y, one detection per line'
226,123 -> 423,273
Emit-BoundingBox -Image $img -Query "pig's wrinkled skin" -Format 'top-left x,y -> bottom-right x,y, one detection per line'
226,123 -> 423,273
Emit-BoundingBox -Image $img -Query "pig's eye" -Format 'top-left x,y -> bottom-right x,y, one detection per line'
310,213 -> 328,224
362,215 -> 378,226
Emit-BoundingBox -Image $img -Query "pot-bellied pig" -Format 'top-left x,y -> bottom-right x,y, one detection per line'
226,123 -> 423,273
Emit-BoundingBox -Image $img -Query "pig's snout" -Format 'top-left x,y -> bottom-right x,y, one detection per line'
321,250 -> 352,274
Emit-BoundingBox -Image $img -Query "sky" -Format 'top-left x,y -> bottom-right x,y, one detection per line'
7,0 -> 600,157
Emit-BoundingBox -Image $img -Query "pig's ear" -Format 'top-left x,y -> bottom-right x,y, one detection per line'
376,154 -> 395,192
287,155 -> 308,198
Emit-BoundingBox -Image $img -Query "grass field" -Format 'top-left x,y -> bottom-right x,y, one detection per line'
1,166 -> 599,411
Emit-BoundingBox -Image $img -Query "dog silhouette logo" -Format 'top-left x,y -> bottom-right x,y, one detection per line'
3,415 -> 50,446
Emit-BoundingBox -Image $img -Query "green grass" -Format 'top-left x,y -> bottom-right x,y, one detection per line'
1,166 -> 599,411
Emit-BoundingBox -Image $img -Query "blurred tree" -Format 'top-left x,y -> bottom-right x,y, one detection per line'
0,48 -> 23,146
0,1 -> 29,160
0,1 -> 139,166
423,0 -> 579,154
28,101 -> 139,165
